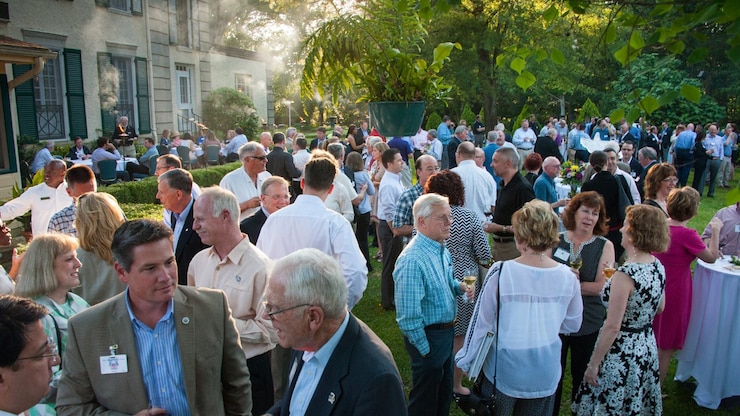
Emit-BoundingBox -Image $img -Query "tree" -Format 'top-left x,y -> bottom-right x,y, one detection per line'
202,88 -> 261,139
426,112 -> 442,131
576,98 -> 601,123
460,104 -> 476,124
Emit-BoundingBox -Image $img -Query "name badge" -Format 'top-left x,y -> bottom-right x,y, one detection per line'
735,224 -> 740,233
100,354 -> 128,374
40,196 -> 50,200
554,248 -> 570,262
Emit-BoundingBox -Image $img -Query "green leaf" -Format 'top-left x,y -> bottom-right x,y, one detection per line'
604,23 -> 617,45
688,47 -> 709,64
650,3 -> 673,17
433,42 -> 455,63
614,45 -> 641,66
543,5 -> 559,22
609,109 -> 625,122
638,95 -> 660,115
626,107 -> 641,124
666,40 -> 685,54
418,4 -> 433,19
680,84 -> 702,104
567,0 -> 588,14
396,0 -> 408,13
726,187 -> 740,205
551,48 -> 565,65
510,57 -> 526,75
515,70 -> 536,91
658,91 -> 680,106
727,45 -> 740,65
434,0 -> 451,13
536,49 -> 548,62
629,32 -> 645,50
496,54 -> 506,67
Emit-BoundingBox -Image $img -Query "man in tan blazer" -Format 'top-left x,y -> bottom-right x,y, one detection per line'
56,219 -> 252,416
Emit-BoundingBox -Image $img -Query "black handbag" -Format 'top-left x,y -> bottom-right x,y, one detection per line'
455,262 -> 503,416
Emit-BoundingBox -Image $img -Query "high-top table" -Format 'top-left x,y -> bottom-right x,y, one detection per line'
675,256 -> 740,409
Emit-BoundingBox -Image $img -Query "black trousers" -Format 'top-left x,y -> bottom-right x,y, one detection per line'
378,220 -> 402,309
355,211 -> 371,268
553,330 -> 600,416
247,350 -> 274,416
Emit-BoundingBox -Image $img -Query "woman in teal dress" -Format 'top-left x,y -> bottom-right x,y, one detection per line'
15,234 -> 89,416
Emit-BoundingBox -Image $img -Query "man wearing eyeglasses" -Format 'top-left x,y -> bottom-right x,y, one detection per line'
56,220 -> 251,416
220,142 -> 272,221
394,194 -> 475,416
263,248 -> 406,416
0,295 -> 58,415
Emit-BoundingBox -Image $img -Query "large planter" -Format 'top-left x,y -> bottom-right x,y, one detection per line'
368,101 -> 425,137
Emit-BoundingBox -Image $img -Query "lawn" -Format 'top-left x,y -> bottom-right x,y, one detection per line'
120,170 -> 735,415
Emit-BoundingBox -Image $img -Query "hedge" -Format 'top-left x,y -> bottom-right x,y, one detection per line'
100,162 -> 242,204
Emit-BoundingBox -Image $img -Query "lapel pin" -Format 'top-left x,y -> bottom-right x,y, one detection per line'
328,392 -> 335,405
235,275 -> 242,283
109,344 -> 118,356
182,317 -> 190,325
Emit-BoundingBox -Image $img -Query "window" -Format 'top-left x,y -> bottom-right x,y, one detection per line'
109,0 -> 130,12
103,0 -> 142,15
111,56 -> 134,122
235,74 -> 252,98
98,53 -> 151,135
34,55 -> 66,140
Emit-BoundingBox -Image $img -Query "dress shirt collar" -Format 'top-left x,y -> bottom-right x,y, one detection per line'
415,230 -> 446,253
260,206 -> 271,218
302,312 -> 350,364
457,160 -> 476,168
222,236 -> 253,265
382,170 -> 402,183
124,287 -> 174,325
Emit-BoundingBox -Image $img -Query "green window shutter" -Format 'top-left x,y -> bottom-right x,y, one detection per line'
64,49 -> 88,139
97,52 -> 116,136
132,0 -> 142,15
11,64 -> 38,142
135,57 -> 151,134
95,0 -> 109,6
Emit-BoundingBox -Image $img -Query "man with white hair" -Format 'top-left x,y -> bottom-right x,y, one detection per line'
263,249 -> 406,415
188,186 -> 276,415
452,142 -> 497,222
219,142 -> 272,221
111,115 -> 137,157
513,119 -> 537,168
394,194 -> 474,416
425,129 -> 443,168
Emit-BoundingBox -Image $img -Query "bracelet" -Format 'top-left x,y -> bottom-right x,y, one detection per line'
503,225 -> 508,233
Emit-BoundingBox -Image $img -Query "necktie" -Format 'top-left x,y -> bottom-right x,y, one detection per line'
170,212 -> 178,229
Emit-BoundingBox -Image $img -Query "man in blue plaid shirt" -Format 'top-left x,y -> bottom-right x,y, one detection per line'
394,194 -> 474,416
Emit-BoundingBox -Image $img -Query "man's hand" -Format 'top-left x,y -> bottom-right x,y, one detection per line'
0,224 -> 11,247
240,197 -> 261,212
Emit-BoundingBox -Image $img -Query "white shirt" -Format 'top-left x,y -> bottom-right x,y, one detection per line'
410,129 -> 428,150
512,128 -> 537,149
377,171 -> 405,222
219,168 -> 272,220
91,147 -> 121,174
324,180 -> 354,222
452,160 -> 498,222
0,182 -> 73,237
257,195 -> 367,308
292,149 -> 311,180
334,171 -> 359,201
427,138 -> 443,162
614,168 -> 642,204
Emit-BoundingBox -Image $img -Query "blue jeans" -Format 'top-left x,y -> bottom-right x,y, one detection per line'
405,327 -> 455,416
674,148 -> 693,187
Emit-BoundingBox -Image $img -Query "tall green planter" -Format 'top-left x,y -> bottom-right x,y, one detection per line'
369,101 -> 426,137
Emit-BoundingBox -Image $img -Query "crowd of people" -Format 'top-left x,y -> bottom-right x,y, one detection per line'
0,112 -> 737,416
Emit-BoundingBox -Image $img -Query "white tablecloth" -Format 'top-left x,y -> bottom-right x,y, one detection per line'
675,257 -> 740,409
72,158 -> 137,171
553,177 -> 579,200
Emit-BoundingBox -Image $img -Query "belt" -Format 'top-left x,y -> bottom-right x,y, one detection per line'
492,235 -> 515,243
425,321 -> 454,330
711,157 -> 721,160
620,323 -> 652,333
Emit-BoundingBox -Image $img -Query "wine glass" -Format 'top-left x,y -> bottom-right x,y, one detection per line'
603,261 -> 617,279
462,268 -> 478,303
569,253 -> 583,270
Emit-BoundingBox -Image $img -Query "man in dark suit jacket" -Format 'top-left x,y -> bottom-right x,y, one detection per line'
264,248 -> 407,416
157,168 -> 208,285
266,132 -> 301,183
620,139 -> 643,179
533,128 -> 563,163
309,126 -> 327,150
56,219 -> 251,415
635,146 -> 658,199
111,116 -> 138,157
66,136 -> 92,160
240,176 -> 291,244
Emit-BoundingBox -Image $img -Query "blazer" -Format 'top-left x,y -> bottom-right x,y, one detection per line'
174,204 -> 209,285
56,287 -> 252,416
533,136 -> 563,163
636,161 -> 657,199
66,145 -> 92,159
266,147 -> 301,182
240,208 -> 268,245
268,314 -> 407,416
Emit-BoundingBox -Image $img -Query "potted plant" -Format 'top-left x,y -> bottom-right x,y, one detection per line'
300,0 -> 460,137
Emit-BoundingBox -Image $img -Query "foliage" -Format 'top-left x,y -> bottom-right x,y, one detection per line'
603,54 -> 725,125
300,0 -> 461,104
513,104 -> 531,132
202,88 -> 261,140
101,162 -> 242,204
576,98 -> 601,124
426,112 -> 442,131
460,104 -> 476,124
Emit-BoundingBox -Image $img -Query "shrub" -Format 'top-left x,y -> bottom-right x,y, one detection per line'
460,104 -> 476,125
202,88 -> 261,140
576,98 -> 601,124
425,112 -> 442,131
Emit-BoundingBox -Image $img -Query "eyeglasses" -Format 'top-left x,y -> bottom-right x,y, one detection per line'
262,301 -> 311,319
263,194 -> 290,201
662,177 -> 679,184
16,337 -> 60,364
247,155 -> 268,161
430,215 -> 454,225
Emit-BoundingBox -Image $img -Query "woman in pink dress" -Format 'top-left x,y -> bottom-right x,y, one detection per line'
653,187 -> 721,386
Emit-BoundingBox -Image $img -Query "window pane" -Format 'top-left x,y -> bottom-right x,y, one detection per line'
34,56 -> 65,140
109,0 -> 130,12
111,57 -> 134,122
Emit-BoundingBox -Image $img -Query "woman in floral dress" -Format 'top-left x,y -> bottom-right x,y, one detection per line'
573,204 -> 670,415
